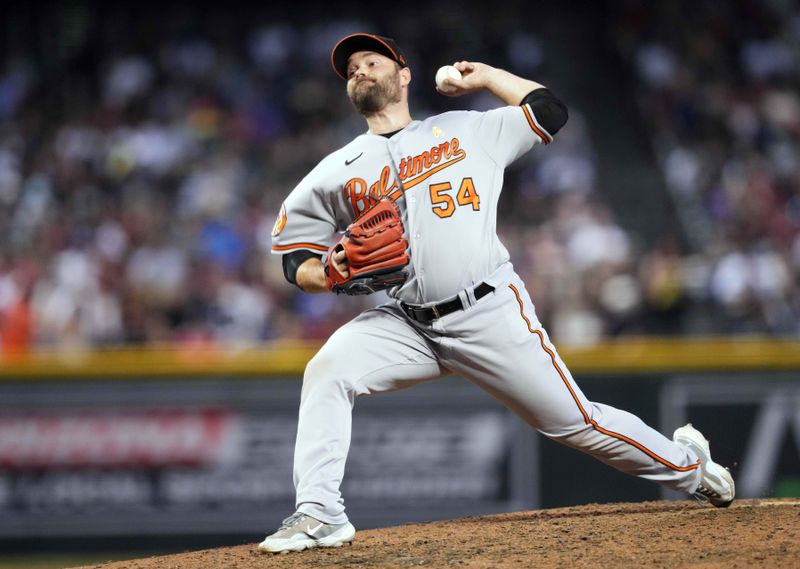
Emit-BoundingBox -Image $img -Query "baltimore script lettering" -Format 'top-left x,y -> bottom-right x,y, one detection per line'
343,138 -> 467,216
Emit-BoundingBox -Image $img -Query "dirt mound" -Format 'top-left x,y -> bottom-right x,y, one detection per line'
71,499 -> 800,568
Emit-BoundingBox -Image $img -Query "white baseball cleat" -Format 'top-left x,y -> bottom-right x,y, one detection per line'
673,423 -> 735,508
258,511 -> 356,554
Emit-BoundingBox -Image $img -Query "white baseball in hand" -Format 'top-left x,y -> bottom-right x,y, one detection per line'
435,65 -> 462,93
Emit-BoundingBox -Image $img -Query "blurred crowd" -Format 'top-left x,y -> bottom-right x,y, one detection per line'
0,3 -> 797,354
610,0 -> 800,336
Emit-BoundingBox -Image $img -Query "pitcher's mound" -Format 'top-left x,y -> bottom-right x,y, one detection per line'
72,499 -> 800,568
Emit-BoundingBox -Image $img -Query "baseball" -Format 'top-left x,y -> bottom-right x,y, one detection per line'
435,65 -> 462,93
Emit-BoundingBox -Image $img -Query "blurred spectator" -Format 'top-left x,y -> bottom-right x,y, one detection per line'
0,2 -> 796,353
610,0 -> 800,337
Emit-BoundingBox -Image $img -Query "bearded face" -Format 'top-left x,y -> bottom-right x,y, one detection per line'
347,64 -> 403,116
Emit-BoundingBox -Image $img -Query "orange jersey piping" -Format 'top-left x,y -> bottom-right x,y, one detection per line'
508,283 -> 700,473
272,242 -> 329,253
521,104 -> 552,144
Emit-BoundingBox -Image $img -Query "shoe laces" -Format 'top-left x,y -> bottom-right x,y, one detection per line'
695,484 -> 720,499
279,512 -> 308,530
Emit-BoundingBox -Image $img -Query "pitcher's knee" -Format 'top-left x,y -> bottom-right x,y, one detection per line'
540,421 -> 597,449
302,349 -> 355,395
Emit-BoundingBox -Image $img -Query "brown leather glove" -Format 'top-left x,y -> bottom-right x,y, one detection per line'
324,198 -> 409,295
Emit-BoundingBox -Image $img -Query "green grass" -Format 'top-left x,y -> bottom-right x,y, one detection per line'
774,477 -> 800,498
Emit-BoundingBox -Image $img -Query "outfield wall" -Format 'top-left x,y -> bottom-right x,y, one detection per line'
0,338 -> 798,541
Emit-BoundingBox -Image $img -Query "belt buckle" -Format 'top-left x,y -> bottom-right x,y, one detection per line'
430,304 -> 441,320
404,304 -> 425,323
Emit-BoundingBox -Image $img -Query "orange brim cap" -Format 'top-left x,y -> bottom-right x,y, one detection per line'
331,33 -> 407,80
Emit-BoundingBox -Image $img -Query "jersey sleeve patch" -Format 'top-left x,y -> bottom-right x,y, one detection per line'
272,203 -> 288,237
521,104 -> 553,144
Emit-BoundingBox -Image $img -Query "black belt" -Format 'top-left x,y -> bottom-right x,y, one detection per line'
400,282 -> 494,324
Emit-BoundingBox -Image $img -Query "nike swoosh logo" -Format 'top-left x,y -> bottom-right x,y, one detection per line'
345,152 -> 363,166
306,522 -> 324,536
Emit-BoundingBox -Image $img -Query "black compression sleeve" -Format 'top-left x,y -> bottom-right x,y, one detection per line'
282,250 -> 323,287
520,88 -> 568,136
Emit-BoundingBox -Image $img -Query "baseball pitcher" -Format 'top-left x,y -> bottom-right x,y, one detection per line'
260,32 -> 735,553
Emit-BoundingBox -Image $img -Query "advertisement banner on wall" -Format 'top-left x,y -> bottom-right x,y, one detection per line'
0,377 -> 532,538
2,370 -> 797,540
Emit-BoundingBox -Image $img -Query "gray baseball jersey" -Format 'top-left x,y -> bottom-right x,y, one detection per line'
272,105 -> 551,303
270,103 -> 704,527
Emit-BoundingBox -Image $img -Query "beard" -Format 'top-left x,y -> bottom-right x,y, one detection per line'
347,69 -> 402,116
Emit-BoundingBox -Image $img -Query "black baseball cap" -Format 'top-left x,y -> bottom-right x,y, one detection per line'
331,33 -> 407,80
